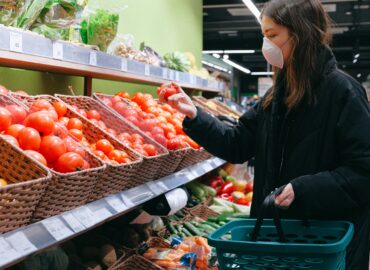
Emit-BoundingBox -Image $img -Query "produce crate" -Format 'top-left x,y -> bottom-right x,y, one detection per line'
0,137 -> 51,233
176,148 -> 209,171
55,94 -> 169,183
94,93 -> 189,178
12,95 -> 142,206
208,219 -> 354,270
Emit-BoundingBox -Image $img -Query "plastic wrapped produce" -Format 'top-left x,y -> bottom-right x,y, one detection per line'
0,0 -> 24,26
15,0 -> 49,29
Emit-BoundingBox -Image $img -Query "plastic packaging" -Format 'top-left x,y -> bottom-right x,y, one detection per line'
0,0 -> 24,26
15,0 -> 49,29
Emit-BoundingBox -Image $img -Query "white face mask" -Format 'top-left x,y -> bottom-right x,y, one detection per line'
262,37 -> 290,69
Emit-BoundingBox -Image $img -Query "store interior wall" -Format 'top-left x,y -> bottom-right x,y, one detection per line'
0,0 -> 203,96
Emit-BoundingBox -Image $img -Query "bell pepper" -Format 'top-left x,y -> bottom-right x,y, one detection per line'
218,182 -> 235,195
209,176 -> 223,190
236,197 -> 251,206
217,193 -> 233,202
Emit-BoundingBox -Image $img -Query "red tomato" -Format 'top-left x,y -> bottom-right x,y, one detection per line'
151,126 -> 164,136
77,109 -> 87,118
117,132 -> 132,142
0,85 -> 9,94
86,110 -> 101,121
152,133 -> 167,147
185,136 -> 200,149
133,147 -> 148,157
55,152 -> 85,173
47,108 -> 59,121
161,104 -> 176,114
68,129 -> 83,141
167,137 -> 181,150
63,137 -> 86,158
2,134 -> 19,147
97,121 -> 107,130
82,160 -> 90,169
157,84 -> 178,100
58,117 -> 69,127
29,100 -> 52,113
93,150 -> 108,160
116,91 -> 130,99
108,149 -> 129,163
67,118 -> 83,130
18,127 -> 41,150
131,133 -> 144,144
101,97 -> 113,108
53,124 -> 68,138
25,150 -> 47,166
6,124 -> 25,138
126,116 -> 139,126
96,139 -> 114,155
53,101 -> 67,118
0,107 -> 12,132
246,182 -> 254,193
157,116 -> 167,124
39,135 -> 67,163
5,105 -> 27,124
111,96 -> 121,104
131,93 -> 146,105
24,111 -> 55,136
143,144 -> 158,156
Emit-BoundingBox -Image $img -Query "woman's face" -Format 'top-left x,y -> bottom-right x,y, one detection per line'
261,16 -> 293,63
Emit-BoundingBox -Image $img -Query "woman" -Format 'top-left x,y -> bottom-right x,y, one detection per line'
159,0 -> 370,269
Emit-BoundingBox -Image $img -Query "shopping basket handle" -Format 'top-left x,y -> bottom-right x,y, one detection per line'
250,185 -> 286,242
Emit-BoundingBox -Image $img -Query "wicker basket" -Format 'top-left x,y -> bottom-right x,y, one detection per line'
94,93 -> 189,178
0,138 -> 51,233
55,94 -> 169,184
176,148 -> 210,171
112,254 -> 163,270
184,198 -> 219,221
211,98 -> 241,117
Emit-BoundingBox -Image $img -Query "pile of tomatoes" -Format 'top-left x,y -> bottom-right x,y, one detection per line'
99,91 -> 200,151
68,105 -> 159,158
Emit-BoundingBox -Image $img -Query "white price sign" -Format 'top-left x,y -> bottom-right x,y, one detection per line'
89,51 -> 97,66
9,32 -> 22,52
190,75 -> 197,85
62,213 -> 85,233
162,68 -> 168,79
121,194 -> 134,208
175,72 -> 180,82
6,232 -> 37,256
94,208 -> 111,223
169,70 -> 175,81
72,207 -> 96,228
52,42 -> 63,60
121,58 -> 128,72
0,238 -> 18,266
144,64 -> 150,76
106,196 -> 127,213
42,218 -> 73,241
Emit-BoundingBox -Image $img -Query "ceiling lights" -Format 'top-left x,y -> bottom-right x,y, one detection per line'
242,0 -> 261,24
251,71 -> 274,76
203,50 -> 255,54
202,60 -> 230,73
222,58 -> 251,74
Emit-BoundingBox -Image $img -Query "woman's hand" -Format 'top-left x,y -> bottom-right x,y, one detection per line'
275,183 -> 295,208
158,83 -> 197,119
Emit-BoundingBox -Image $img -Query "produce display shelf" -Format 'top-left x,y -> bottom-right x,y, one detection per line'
0,26 -> 224,94
0,157 -> 225,269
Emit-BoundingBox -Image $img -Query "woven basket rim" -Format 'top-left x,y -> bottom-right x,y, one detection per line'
55,94 -> 169,161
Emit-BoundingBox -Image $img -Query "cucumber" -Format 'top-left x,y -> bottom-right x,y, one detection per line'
187,182 -> 206,200
181,227 -> 192,237
198,224 -> 216,233
196,182 -> 217,197
184,222 -> 203,236
175,210 -> 185,218
167,223 -> 177,235
203,221 -> 220,229
174,224 -> 182,233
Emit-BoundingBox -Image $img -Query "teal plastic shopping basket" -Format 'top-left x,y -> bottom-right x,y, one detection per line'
208,188 -> 354,270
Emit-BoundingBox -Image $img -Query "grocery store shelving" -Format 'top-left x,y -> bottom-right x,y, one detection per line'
0,26 -> 224,95
0,157 -> 225,269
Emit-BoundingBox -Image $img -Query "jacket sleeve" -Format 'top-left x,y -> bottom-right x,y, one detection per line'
182,103 -> 261,164
291,86 -> 370,217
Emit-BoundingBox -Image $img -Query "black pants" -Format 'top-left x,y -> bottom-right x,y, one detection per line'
346,211 -> 370,270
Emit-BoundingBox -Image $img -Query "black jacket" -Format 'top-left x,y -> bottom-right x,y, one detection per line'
183,47 -> 370,269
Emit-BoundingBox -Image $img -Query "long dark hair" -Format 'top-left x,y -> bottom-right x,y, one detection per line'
261,0 -> 332,110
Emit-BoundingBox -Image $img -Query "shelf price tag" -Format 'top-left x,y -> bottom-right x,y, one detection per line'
94,208 -> 111,223
9,32 -> 22,52
52,42 -> 63,60
146,182 -> 163,196
0,238 -> 19,266
175,72 -> 180,82
106,196 -> 127,213
72,207 -> 96,228
190,75 -> 197,85
121,58 -> 128,72
203,162 -> 213,172
89,51 -> 97,66
6,232 -> 37,256
42,218 -> 73,241
121,193 -> 134,208
144,64 -> 150,76
169,70 -> 175,81
62,213 -> 85,233
162,68 -> 168,79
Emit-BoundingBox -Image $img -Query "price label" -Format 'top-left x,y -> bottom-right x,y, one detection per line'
6,232 -> 37,256
72,207 -> 96,228
162,68 -> 168,79
157,181 -> 169,192
175,72 -> 180,82
146,181 -> 163,195
144,64 -> 150,76
185,170 -> 196,181
52,42 -> 63,60
203,162 -> 213,172
62,213 -> 85,233
121,193 -> 134,208
190,75 -> 197,85
89,51 -> 97,66
121,58 -> 128,72
42,218 -> 73,241
94,208 -> 111,223
9,32 -> 22,52
0,238 -> 19,266
106,196 -> 127,213
169,70 -> 175,81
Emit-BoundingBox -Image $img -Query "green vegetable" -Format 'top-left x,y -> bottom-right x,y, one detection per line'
184,222 -> 203,236
82,9 -> 119,51
209,205 -> 234,215
187,182 -> 206,201
181,227 -> 192,237
195,182 -> 217,197
167,223 -> 177,235
0,0 -> 24,26
16,0 -> 49,29
31,24 -> 69,40
164,52 -> 191,72
203,221 -> 220,229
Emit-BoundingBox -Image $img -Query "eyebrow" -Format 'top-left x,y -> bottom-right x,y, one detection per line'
262,27 -> 274,34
